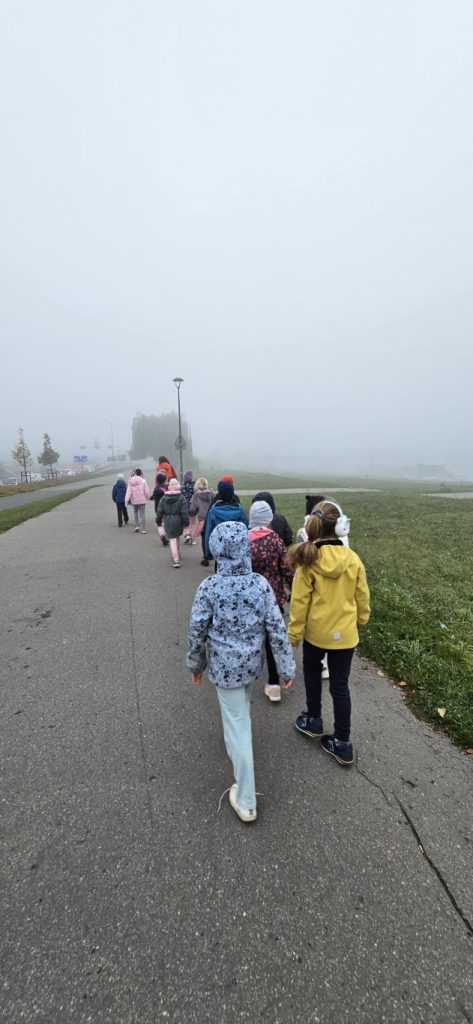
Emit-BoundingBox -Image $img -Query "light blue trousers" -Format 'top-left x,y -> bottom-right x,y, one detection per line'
216,685 -> 256,812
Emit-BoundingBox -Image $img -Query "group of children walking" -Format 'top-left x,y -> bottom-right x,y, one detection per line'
112,463 -> 371,825
187,485 -> 370,825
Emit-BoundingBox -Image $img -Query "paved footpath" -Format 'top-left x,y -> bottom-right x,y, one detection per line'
1,485 -> 472,1024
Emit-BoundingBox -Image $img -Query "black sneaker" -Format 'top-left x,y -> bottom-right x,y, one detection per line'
295,713 -> 324,738
320,734 -> 353,766
160,536 -> 169,547
200,558 -> 209,567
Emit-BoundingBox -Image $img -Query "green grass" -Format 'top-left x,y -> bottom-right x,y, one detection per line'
202,468 -> 473,494
0,488 -> 95,533
245,491 -> 473,749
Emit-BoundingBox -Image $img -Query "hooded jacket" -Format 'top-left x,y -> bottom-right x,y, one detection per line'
189,488 -> 214,522
187,522 -> 296,688
204,501 -> 248,558
112,479 -> 127,504
125,474 -> 150,505
156,460 -> 177,481
156,491 -> 190,538
249,528 -> 293,608
288,541 -> 370,650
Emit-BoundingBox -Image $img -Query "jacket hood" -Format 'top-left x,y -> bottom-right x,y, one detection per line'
162,492 -> 182,506
314,544 -> 352,579
209,522 -> 251,575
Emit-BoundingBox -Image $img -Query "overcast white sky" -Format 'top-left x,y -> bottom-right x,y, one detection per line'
1,1 -> 472,475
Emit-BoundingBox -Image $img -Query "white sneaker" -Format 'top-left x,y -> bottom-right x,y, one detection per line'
134,527 -> 140,533
229,784 -> 257,823
184,535 -> 192,545
322,667 -> 329,680
264,684 -> 281,702
141,530 -> 147,534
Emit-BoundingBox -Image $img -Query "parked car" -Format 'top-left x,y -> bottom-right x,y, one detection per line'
6,477 -> 19,486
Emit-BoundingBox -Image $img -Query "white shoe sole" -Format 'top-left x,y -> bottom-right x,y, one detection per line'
264,686 -> 281,702
229,784 -> 257,823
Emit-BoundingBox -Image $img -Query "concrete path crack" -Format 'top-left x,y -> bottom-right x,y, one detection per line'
395,796 -> 473,938
355,758 -> 473,938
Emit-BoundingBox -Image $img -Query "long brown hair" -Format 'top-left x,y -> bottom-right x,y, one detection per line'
286,501 -> 341,570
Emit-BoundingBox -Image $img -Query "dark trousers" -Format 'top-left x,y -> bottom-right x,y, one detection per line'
303,640 -> 354,742
265,633 -> 280,685
117,502 -> 129,526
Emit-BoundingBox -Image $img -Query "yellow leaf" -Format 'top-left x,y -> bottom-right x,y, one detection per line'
377,670 -> 385,677
399,681 -> 407,687
437,707 -> 447,718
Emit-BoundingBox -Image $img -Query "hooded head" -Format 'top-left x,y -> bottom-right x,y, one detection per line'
252,490 -> 275,513
209,521 -> 251,575
168,478 -> 181,493
156,471 -> 167,485
184,470 -> 193,483
218,480 -> 234,502
249,500 -> 273,529
117,473 -> 125,482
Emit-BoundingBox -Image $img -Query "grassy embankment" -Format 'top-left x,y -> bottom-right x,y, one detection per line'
239,483 -> 473,749
0,488 -> 95,534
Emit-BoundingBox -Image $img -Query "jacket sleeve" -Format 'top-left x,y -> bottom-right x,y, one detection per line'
156,497 -> 164,526
125,484 -> 131,504
264,584 -> 297,680
239,507 -> 249,527
180,495 -> 190,527
277,537 -> 294,587
283,517 -> 293,547
355,560 -> 371,626
112,484 -> 117,502
287,567 -> 313,644
187,582 -> 212,674
189,493 -> 198,516
204,509 -> 215,557
144,481 -> 151,501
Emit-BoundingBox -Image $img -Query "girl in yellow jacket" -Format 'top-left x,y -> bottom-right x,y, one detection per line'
287,501 -> 370,766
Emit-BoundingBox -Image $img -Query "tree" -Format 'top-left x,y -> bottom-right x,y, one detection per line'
11,428 -> 33,482
130,412 -> 197,471
38,433 -> 60,477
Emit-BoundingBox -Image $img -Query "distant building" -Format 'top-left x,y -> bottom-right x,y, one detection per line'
416,464 -> 454,480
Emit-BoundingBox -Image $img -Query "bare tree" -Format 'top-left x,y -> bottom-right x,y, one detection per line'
11,428 -> 33,482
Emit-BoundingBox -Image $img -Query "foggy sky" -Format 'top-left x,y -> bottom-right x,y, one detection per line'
1,1 -> 472,475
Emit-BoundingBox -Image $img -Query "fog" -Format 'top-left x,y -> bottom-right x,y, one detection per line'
1,1 -> 472,477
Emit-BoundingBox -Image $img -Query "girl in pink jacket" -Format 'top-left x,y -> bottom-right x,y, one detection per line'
125,469 -> 151,533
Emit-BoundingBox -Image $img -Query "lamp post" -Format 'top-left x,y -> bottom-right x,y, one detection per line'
103,420 -> 115,462
172,377 -> 184,484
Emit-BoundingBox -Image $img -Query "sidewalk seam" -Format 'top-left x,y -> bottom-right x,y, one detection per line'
128,591 -> 155,829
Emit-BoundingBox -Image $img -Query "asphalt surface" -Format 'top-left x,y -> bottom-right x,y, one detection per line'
1,485 -> 472,1024
0,475 -> 114,510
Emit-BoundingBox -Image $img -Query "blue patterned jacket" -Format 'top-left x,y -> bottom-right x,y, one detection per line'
187,522 -> 296,688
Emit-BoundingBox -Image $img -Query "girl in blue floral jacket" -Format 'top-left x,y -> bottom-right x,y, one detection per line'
187,521 -> 295,823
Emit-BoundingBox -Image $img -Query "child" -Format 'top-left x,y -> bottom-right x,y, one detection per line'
111,473 -> 129,527
252,490 -> 293,546
182,470 -> 195,545
156,478 -> 190,568
152,471 -> 169,546
248,501 -> 293,703
156,455 -> 178,481
125,469 -> 150,534
189,477 -> 214,557
203,480 -> 248,563
296,495 -> 349,680
187,522 -> 295,822
287,501 -> 370,766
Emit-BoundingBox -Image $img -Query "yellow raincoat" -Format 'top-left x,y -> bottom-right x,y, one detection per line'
288,542 -> 370,650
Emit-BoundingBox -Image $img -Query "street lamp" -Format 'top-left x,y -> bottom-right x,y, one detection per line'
103,420 -> 115,462
172,377 -> 185,484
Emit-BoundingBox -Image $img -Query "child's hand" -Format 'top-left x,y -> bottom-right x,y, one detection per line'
282,678 -> 293,689
192,672 -> 203,686
290,641 -> 300,649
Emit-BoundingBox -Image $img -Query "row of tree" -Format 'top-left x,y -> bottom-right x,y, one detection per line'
11,430 -> 60,480
129,412 -> 197,470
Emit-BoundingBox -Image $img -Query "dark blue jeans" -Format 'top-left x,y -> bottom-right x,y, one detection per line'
302,640 -> 354,743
